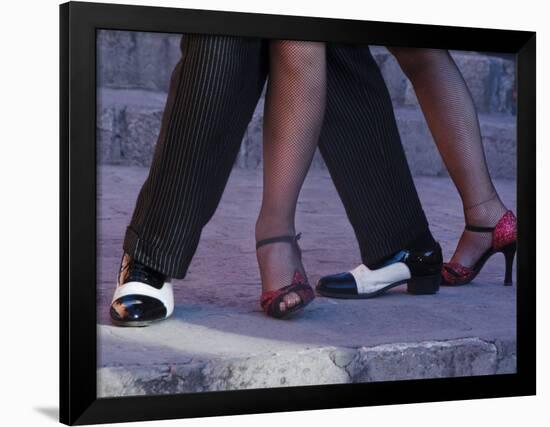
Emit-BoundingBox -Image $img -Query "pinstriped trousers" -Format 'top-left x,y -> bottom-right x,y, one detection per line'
123,35 -> 429,279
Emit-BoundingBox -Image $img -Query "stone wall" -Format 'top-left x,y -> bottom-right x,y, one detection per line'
97,30 -> 517,179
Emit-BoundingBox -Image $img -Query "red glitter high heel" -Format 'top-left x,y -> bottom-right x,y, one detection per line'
442,210 -> 517,286
257,234 -> 315,319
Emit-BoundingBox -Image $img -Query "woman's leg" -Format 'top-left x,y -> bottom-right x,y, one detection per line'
256,40 -> 326,314
389,47 -> 508,267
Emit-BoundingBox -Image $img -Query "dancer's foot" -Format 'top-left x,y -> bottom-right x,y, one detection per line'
110,254 -> 174,327
442,210 -> 517,286
255,232 -> 315,318
317,241 -> 443,298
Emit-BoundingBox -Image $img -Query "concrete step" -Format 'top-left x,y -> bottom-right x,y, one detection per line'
98,332 -> 514,397
97,88 -> 516,179
97,31 -> 516,115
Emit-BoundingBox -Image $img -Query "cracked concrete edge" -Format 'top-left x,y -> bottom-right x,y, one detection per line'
484,337 -> 517,375
97,337 -> 516,397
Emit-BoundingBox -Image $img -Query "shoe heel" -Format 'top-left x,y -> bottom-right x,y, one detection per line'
407,274 -> 441,295
502,242 -> 516,286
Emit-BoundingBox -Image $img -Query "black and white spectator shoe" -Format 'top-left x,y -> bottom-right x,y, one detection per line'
316,242 -> 443,299
110,254 -> 174,327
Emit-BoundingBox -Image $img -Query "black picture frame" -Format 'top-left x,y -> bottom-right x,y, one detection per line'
60,1 -> 536,425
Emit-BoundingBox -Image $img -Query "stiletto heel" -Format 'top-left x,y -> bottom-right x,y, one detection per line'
442,210 -> 517,286
256,233 -> 315,319
502,242 -> 517,286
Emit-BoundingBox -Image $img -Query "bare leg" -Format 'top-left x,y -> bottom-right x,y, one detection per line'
389,47 -> 508,267
256,40 -> 326,314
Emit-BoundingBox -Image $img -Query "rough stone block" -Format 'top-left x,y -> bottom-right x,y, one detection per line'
203,348 -> 350,391
348,339 -> 497,382
97,88 -> 166,166
97,92 -> 517,179
99,364 -> 208,397
97,30 -> 181,92
492,338 -> 517,374
236,90 -> 265,169
97,33 -> 516,115
97,338 -> 516,397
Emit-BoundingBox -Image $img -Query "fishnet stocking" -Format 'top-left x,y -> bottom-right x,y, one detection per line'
390,47 -> 508,267
256,40 -> 326,313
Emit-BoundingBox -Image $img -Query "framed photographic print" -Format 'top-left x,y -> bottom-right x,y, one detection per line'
60,1 -> 536,424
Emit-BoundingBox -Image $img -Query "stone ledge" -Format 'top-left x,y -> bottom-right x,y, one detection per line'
97,31 -> 516,115
97,336 -> 515,397
97,88 -> 516,179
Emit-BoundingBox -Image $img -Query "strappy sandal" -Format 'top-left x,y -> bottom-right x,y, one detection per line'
256,233 -> 315,319
442,210 -> 517,286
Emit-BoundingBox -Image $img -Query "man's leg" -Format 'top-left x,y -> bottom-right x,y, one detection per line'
316,44 -> 442,299
320,44 -> 432,266
111,35 -> 268,326
124,35 -> 268,279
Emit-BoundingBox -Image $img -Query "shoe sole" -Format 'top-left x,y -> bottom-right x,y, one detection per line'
441,278 -> 473,286
317,274 -> 441,299
109,315 -> 169,327
267,296 -> 315,320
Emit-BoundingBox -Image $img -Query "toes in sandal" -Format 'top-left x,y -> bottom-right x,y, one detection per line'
257,234 -> 315,319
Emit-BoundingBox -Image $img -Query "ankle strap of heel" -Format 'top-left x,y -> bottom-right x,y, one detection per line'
465,225 -> 495,233
256,232 -> 302,250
